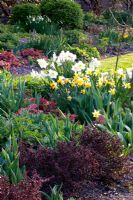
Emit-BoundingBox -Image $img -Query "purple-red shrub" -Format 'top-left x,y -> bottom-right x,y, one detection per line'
0,176 -> 10,200
80,126 -> 126,181
0,173 -> 43,200
19,126 -> 126,194
19,141 -> 100,193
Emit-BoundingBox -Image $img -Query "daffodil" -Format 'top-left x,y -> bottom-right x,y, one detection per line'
72,61 -> 85,72
92,110 -> 100,119
80,89 -> 86,94
84,82 -> 91,88
83,76 -> 88,81
89,58 -> 101,68
73,73 -> 80,79
117,68 -> 124,78
31,70 -> 47,79
76,78 -> 84,86
37,59 -> 48,69
48,69 -> 58,79
97,77 -> 104,88
71,81 -> 76,87
94,69 -> 100,76
123,83 -> 131,89
126,67 -> 133,79
111,69 -> 117,75
57,76 -> 65,85
86,68 -> 93,75
109,88 -> 116,95
64,78 -> 71,84
123,32 -> 129,39
50,82 -> 57,90
107,80 -> 115,87
67,96 -> 72,101
56,51 -> 76,65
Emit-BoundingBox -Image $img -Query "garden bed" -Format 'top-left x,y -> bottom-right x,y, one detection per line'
0,1 -> 133,200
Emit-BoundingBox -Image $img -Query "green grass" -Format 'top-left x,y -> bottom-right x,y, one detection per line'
101,53 -> 133,71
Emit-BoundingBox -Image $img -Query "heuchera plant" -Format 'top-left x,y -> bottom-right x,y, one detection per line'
17,97 -> 77,122
0,49 -> 48,71
0,60 -> 11,70
0,51 -> 20,69
20,48 -> 48,60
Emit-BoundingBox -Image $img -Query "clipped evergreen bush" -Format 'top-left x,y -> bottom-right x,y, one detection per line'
10,3 -> 40,24
40,0 -> 84,29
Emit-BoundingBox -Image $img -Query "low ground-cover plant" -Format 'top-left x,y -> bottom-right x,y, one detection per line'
20,48 -> 47,60
0,27 -> 31,51
6,113 -> 81,148
0,96 -> 82,148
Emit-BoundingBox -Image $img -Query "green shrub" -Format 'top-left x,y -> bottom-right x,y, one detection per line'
64,29 -> 87,45
84,12 -> 107,28
80,43 -> 100,58
68,44 -> 100,62
11,3 -> 40,24
40,0 -> 84,29
84,11 -> 96,25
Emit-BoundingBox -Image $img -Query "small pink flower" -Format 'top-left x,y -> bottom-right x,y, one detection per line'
96,115 -> 106,124
28,104 -> 38,110
30,97 -> 35,102
16,108 -> 26,115
49,101 -> 56,107
69,114 -> 78,122
40,98 -> 49,105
